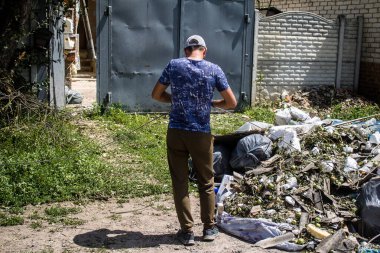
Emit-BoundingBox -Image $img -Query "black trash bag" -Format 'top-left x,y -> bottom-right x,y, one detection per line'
213,144 -> 233,181
189,145 -> 232,183
229,134 -> 272,171
357,177 -> 380,241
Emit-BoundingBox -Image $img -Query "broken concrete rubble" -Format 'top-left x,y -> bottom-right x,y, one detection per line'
214,106 -> 380,251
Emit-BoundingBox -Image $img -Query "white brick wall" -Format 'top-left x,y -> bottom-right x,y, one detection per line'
256,0 -> 380,64
256,12 -> 358,99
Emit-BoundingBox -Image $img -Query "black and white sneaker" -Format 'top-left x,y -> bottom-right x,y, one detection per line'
176,229 -> 195,246
203,226 -> 219,241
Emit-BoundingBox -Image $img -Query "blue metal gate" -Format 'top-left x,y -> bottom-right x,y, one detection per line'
97,0 -> 254,111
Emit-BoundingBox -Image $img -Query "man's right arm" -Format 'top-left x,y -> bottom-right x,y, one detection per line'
151,82 -> 172,103
212,87 -> 237,109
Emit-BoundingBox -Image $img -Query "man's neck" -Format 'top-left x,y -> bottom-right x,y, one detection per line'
187,52 -> 204,60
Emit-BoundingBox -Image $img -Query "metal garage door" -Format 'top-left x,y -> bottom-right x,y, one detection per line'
97,0 -> 254,111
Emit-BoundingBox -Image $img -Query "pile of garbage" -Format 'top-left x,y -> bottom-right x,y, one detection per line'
286,86 -> 378,117
210,105 -> 380,252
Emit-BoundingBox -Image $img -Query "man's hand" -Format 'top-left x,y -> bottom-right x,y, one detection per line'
212,88 -> 237,109
152,82 -> 172,103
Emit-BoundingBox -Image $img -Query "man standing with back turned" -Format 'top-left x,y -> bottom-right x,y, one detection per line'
152,35 -> 237,246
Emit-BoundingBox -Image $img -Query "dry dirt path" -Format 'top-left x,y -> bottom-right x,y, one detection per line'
1,195 -> 283,253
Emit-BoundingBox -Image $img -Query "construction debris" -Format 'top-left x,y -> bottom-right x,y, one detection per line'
290,86 -> 378,117
214,103 -> 380,251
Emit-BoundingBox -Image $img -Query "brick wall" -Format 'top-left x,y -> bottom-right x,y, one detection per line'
256,12 -> 358,100
256,0 -> 380,102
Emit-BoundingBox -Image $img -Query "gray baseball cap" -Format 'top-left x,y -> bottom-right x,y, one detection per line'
185,35 -> 207,49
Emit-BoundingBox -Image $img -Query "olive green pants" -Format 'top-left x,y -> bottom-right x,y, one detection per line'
166,128 -> 215,232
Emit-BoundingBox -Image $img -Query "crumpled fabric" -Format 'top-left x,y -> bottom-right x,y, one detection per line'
217,212 -> 304,251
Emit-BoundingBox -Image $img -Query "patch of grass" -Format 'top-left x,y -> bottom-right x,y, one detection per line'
7,206 -> 24,214
330,103 -> 380,120
108,214 -> 122,221
38,248 -> 54,253
154,204 -> 173,212
88,107 -> 172,197
243,106 -> 276,124
29,210 -> 43,220
0,212 -> 24,226
44,206 -> 82,217
211,113 -> 246,135
44,206 -> 84,226
0,112 -> 113,207
116,198 -> 130,204
30,220 -> 43,229
61,217 -> 85,226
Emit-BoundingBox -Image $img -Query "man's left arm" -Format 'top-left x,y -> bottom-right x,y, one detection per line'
151,82 -> 172,103
212,87 -> 237,109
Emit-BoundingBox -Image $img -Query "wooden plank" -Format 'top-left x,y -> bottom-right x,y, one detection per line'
254,232 -> 295,249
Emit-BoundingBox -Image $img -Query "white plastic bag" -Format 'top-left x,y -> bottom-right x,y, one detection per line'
369,132 -> 380,145
275,109 -> 292,126
275,129 -> 301,154
344,157 -> 359,173
289,107 -> 311,122
321,161 -> 334,173
216,175 -> 234,204
269,124 -> 316,140
235,121 -> 273,133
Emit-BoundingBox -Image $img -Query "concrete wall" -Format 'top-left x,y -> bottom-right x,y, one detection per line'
256,11 -> 358,100
256,0 -> 380,102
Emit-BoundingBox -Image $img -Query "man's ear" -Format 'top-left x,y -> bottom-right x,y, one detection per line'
184,48 -> 190,57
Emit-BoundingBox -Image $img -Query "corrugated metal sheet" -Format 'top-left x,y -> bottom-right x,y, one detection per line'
97,0 -> 254,111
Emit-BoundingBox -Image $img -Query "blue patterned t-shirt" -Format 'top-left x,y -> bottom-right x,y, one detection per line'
158,57 -> 230,133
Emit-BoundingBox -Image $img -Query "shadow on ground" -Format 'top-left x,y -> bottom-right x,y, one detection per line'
73,229 -> 178,249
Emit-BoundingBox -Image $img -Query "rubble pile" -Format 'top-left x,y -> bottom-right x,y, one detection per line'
214,105 -> 380,251
291,86 -> 335,110
289,86 -> 378,117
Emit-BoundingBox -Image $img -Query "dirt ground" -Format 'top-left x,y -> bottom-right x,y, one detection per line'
69,72 -> 97,108
0,195 -> 284,253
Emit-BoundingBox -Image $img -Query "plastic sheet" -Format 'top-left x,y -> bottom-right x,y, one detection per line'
217,212 -> 304,251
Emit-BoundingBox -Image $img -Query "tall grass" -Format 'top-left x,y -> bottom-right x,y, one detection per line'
0,113 -> 111,206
